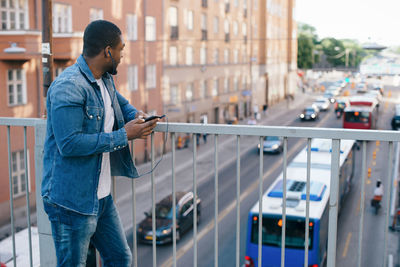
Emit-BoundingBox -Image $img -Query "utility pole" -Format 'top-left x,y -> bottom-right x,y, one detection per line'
42,0 -> 54,115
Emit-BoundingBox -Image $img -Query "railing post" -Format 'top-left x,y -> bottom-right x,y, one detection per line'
327,139 -> 341,267
34,121 -> 57,266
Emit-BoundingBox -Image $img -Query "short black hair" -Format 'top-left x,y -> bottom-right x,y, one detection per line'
83,20 -> 122,58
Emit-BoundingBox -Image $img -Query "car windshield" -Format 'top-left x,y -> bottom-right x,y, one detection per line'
315,100 -> 325,103
324,93 -> 333,97
147,203 -> 173,219
265,136 -> 280,141
305,108 -> 315,112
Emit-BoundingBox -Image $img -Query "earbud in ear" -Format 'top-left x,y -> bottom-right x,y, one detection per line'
108,51 -> 112,58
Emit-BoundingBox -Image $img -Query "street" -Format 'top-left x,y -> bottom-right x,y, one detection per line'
114,77 -> 400,267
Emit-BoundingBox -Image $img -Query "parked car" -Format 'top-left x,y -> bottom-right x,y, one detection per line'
313,98 -> 330,111
258,136 -> 283,153
137,191 -> 201,244
300,106 -> 319,121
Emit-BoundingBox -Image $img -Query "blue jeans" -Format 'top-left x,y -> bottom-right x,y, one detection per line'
43,195 -> 132,267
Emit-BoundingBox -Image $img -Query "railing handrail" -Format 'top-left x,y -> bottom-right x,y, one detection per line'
155,122 -> 400,142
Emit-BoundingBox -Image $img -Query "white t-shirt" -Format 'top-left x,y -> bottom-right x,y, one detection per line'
374,184 -> 384,197
96,78 -> 115,199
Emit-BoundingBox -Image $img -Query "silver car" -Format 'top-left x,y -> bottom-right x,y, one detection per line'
313,98 -> 330,111
258,136 -> 283,154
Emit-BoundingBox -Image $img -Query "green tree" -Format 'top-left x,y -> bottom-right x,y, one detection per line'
297,23 -> 319,69
298,33 -> 314,69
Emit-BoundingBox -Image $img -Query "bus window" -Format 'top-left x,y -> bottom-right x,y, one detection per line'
344,111 -> 370,123
250,217 -> 314,249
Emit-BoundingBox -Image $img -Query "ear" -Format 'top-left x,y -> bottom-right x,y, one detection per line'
104,46 -> 112,58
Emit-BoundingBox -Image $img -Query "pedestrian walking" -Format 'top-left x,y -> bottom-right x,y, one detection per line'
41,20 -> 158,266
203,133 -> 208,144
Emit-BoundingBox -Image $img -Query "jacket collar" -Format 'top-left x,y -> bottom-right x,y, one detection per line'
77,54 -> 112,84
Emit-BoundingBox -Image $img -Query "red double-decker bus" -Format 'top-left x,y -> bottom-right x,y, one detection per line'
343,96 -> 379,129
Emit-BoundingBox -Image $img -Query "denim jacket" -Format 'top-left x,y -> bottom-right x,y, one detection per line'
42,55 -> 139,215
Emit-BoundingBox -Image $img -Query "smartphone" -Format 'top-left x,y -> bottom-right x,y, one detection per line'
144,114 -> 166,122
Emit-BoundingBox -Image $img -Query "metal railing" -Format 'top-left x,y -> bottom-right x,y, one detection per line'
0,118 -> 399,267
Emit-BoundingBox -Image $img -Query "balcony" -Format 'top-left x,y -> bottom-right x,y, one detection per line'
225,3 -> 230,13
170,26 -> 179,40
201,29 -> 207,41
202,0 -> 207,8
244,8 -> 247,17
1,117 -> 399,267
244,35 -> 247,44
225,33 -> 230,42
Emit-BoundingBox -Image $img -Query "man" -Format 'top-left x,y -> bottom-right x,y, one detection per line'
41,20 -> 158,266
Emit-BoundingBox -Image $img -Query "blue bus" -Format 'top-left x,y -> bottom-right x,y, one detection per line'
244,139 -> 356,267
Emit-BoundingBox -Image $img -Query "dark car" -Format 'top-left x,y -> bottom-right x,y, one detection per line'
258,136 -> 283,153
137,191 -> 201,244
391,104 -> 400,130
300,106 -> 319,121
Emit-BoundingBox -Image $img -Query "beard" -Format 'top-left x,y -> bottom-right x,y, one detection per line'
107,55 -> 118,75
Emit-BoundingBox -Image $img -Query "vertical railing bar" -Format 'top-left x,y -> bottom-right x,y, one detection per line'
7,126 -> 16,267
130,140 -> 138,267
258,136 -> 263,267
304,138 -> 311,267
151,134 -> 156,267
214,134 -> 219,267
327,139 -> 341,267
236,135 -> 241,267
281,137 -> 288,267
24,127 -> 33,267
193,134 -> 198,267
171,133 -> 177,267
383,141 -> 394,267
357,141 -> 367,267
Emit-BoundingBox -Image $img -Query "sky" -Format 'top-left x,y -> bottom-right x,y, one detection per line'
295,0 -> 400,46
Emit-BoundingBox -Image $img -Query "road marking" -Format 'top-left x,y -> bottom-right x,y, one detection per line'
160,110 -> 333,267
342,232 -> 352,258
372,161 -> 376,166
367,179 -> 371,185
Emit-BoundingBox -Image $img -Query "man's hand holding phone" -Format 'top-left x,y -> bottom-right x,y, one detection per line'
124,115 -> 165,140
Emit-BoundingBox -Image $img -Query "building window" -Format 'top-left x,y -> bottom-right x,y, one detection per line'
213,49 -> 219,64
233,20 -> 238,36
200,80 -> 207,98
169,46 -> 178,65
128,65 -> 138,91
253,0 -> 258,9
186,83 -> 193,101
200,47 -> 207,65
126,14 -> 138,41
201,13 -> 207,30
186,46 -> 193,65
89,8 -> 103,22
223,77 -> 229,93
233,49 -> 239,64
145,64 -> 156,89
242,22 -> 247,38
7,69 -> 26,106
212,78 -> 218,96
213,16 -> 218,34
55,67 -> 65,77
224,19 -> 229,34
170,85 -> 179,105
53,3 -> 72,33
234,76 -> 239,91
169,6 -> 178,26
224,49 -> 229,64
145,16 -> 156,41
0,0 -> 28,30
234,0 -> 239,7
187,10 -> 193,30
11,150 -> 28,198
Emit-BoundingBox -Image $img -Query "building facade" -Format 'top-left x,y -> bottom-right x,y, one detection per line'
0,0 -> 296,232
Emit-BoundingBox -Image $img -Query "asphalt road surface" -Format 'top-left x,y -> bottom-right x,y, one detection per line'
115,77 -> 399,267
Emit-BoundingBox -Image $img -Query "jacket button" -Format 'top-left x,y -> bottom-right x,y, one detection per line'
114,147 -> 117,150
97,116 -> 101,120
89,115 -> 93,119
118,146 -> 121,149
